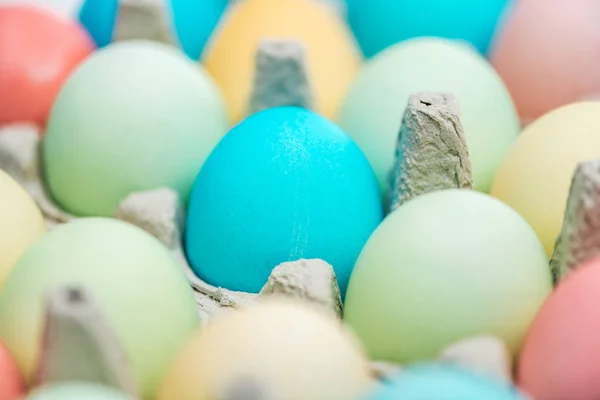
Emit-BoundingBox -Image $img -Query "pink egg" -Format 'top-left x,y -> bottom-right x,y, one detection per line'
0,342 -> 25,400
518,257 -> 600,400
490,0 -> 600,123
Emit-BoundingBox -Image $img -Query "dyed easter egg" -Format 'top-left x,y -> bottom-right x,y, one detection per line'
337,37 -> 519,195
43,40 -> 229,217
0,218 -> 198,399
344,189 -> 551,363
518,258 -> 600,400
79,0 -> 226,59
0,170 -> 46,289
0,5 -> 94,127
0,342 -> 24,400
346,0 -> 512,58
491,102 -> 600,257
204,0 -> 361,123
365,364 -> 526,400
491,0 -> 600,123
27,383 -> 134,400
156,299 -> 373,400
185,107 -> 382,296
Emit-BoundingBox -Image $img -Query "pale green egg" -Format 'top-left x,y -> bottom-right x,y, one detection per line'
27,383 -> 133,400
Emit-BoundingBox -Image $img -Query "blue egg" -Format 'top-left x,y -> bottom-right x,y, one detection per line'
365,364 -> 527,400
346,0 -> 513,58
185,107 -> 382,296
78,0 -> 227,59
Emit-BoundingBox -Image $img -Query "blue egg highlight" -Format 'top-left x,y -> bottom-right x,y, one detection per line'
347,0 -> 513,58
185,107 -> 383,296
365,365 -> 527,400
78,0 -> 227,59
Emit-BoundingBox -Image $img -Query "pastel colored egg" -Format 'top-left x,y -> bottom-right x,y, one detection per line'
518,258 -> 600,400
79,0 -> 227,59
344,189 -> 551,363
337,37 -> 520,195
364,364 -> 526,400
490,102 -> 600,257
346,0 -> 513,58
156,299 -> 373,400
0,5 -> 94,127
185,107 -> 382,296
43,40 -> 229,217
0,218 -> 198,399
490,0 -> 600,123
0,170 -> 46,289
0,342 -> 24,400
203,0 -> 361,123
27,383 -> 134,400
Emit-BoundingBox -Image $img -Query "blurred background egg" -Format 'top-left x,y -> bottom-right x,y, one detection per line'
203,0 -> 361,123
27,383 -> 134,400
43,40 -> 229,217
0,5 -> 94,127
344,189 -> 551,363
364,364 -> 526,400
156,299 -> 373,400
0,170 -> 46,290
79,0 -> 227,59
0,342 -> 24,400
0,218 -> 198,399
346,0 -> 513,58
490,0 -> 600,123
518,257 -> 600,400
185,107 -> 382,296
490,102 -> 600,257
337,37 -> 520,195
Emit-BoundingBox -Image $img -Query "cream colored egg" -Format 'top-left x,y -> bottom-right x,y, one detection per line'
0,170 -> 45,288
156,299 -> 374,400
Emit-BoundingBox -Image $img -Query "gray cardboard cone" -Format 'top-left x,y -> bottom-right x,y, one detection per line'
387,93 -> 473,214
247,39 -> 314,116
33,286 -> 139,397
550,159 -> 600,283
113,0 -> 177,46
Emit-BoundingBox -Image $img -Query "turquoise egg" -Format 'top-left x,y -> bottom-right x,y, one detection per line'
185,107 -> 382,296
364,364 -> 527,400
346,0 -> 513,58
27,383 -> 134,400
79,0 -> 227,59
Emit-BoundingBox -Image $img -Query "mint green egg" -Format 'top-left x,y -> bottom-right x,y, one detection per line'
344,189 -> 551,364
336,37 -> 520,194
43,40 -> 229,217
28,383 -> 133,400
0,218 -> 198,399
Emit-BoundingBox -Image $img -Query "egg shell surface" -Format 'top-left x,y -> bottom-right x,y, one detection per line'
43,40 -> 229,217
490,0 -> 600,123
0,342 -> 24,400
203,0 -> 361,123
518,257 -> 600,400
337,37 -> 520,195
490,102 -> 600,257
0,5 -> 94,127
344,189 -> 552,363
346,0 -> 512,58
185,107 -> 382,296
156,299 -> 373,400
0,169 -> 46,289
0,218 -> 199,399
27,383 -> 134,400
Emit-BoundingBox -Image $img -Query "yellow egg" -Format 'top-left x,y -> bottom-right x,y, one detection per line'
203,0 -> 361,123
491,102 -> 600,257
0,170 -> 45,288
156,299 -> 373,400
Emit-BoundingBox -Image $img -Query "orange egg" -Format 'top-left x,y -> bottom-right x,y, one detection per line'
203,0 -> 361,123
0,342 -> 24,400
518,257 -> 600,400
490,0 -> 600,123
0,5 -> 94,128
